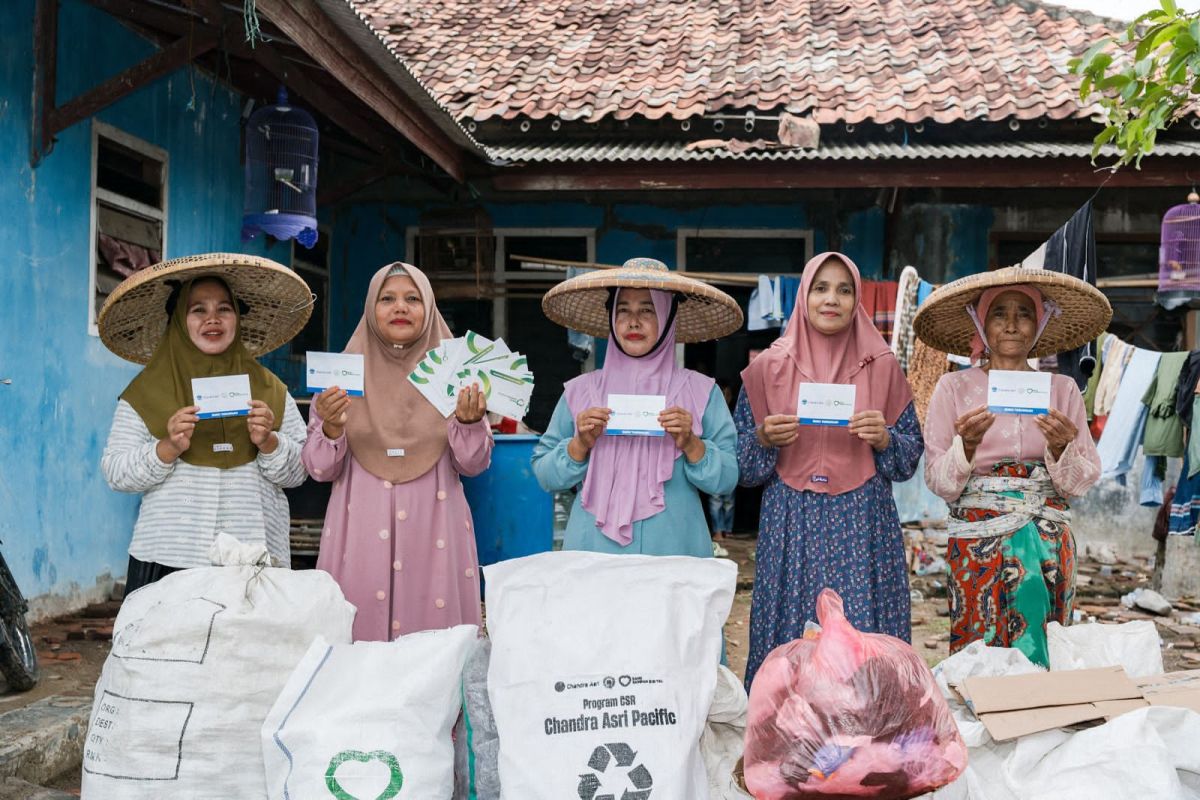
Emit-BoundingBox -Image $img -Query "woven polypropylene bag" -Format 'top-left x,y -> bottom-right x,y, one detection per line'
744,589 -> 966,800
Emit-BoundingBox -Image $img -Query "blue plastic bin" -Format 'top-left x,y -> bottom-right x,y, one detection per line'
462,435 -> 553,566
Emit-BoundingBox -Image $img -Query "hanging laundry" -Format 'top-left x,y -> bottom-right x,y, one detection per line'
1082,333 -> 1106,421
891,266 -> 921,371
1096,347 -> 1161,484
916,279 -> 936,307
777,275 -> 800,326
1175,350 -> 1200,427
1169,398 -> 1200,534
1140,454 -> 1166,507
747,275 -> 783,331
1141,351 -> 1189,458
1093,336 -> 1134,418
907,337 -> 952,428
1021,201 -> 1099,391
860,280 -> 899,341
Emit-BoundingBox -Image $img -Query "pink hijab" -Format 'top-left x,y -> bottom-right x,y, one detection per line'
741,252 -> 913,495
564,288 -> 714,545
967,285 -> 1056,363
343,263 -> 453,483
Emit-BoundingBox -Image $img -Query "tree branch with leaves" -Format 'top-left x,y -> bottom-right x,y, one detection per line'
1071,0 -> 1200,167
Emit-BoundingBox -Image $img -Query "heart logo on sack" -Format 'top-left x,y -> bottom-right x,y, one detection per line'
324,750 -> 404,800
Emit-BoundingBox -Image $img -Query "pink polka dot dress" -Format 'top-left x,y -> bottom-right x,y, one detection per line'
303,411 -> 492,641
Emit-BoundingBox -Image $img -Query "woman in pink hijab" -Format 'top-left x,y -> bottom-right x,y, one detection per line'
533,258 -> 741,558
917,270 -> 1104,668
303,262 -> 493,642
737,252 -> 921,689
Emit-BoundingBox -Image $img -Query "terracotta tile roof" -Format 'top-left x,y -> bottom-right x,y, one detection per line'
349,0 -> 1120,125
488,140 -> 1200,163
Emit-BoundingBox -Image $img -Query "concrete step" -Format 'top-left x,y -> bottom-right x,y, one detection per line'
0,696 -> 89,786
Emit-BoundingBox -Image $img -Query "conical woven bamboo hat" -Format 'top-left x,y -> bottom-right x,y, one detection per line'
98,252 -> 313,364
913,267 -> 1111,358
541,257 -> 743,342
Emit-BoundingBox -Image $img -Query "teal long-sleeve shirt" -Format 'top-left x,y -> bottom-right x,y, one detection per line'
532,386 -> 739,556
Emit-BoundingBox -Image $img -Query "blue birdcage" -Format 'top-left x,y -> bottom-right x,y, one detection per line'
242,88 -> 319,248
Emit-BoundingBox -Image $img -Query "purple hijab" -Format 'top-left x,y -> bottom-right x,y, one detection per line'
563,289 -> 715,545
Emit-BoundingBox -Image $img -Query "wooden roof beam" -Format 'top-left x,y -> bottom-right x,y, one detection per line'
255,0 -> 468,182
489,159 -> 1200,191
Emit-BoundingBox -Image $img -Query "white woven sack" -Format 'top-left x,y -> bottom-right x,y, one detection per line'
81,535 -> 356,799
484,551 -> 736,800
262,625 -> 477,800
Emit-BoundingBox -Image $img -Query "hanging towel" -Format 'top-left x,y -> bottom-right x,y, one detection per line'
891,266 -> 921,372
1169,402 -> 1200,533
1093,336 -> 1134,418
860,280 -> 899,341
1096,347 -> 1161,484
1141,351 -> 1189,458
1175,350 -> 1200,427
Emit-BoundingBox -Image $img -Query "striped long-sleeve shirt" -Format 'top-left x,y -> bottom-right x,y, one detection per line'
101,396 -> 307,568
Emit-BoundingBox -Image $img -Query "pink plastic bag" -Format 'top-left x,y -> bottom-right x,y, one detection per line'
744,589 -> 967,799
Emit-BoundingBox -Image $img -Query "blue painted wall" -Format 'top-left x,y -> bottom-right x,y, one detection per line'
0,0 -> 285,608
323,196 -> 995,344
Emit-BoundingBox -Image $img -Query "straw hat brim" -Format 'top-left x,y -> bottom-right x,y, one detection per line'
98,253 -> 314,365
541,267 -> 744,343
913,267 -> 1112,358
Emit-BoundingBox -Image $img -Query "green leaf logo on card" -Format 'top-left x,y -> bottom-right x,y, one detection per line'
325,749 -> 404,800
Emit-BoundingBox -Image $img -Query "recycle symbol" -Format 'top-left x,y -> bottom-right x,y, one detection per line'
577,742 -> 653,800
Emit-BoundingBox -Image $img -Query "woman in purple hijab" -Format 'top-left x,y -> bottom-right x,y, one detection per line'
533,258 -> 742,555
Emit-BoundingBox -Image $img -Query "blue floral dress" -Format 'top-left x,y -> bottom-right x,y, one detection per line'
735,388 -> 923,689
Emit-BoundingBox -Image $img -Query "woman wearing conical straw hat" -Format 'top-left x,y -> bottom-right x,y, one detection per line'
534,257 -> 743,558
914,267 -> 1110,667
98,253 -> 313,592
737,252 -> 923,690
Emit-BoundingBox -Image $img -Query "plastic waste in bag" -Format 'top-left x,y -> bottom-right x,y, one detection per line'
744,589 -> 967,799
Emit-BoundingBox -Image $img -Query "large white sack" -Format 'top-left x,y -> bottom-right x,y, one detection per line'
702,665 -> 753,800
484,551 -> 735,800
1047,620 -> 1164,678
262,625 -> 477,800
929,643 -> 1200,800
82,535 -> 356,800
930,708 -> 1200,800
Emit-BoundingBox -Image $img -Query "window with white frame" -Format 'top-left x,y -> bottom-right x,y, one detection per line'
89,122 -> 168,332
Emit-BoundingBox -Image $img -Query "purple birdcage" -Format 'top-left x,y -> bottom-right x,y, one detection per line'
241,88 -> 319,249
1159,191 -> 1200,305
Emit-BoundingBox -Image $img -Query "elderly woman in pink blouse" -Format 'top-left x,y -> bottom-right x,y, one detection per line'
913,268 -> 1111,667
303,263 -> 492,641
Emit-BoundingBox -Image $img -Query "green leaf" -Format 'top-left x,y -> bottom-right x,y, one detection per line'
1077,38 -> 1113,71
1161,0 -> 1178,16
1090,126 -> 1119,161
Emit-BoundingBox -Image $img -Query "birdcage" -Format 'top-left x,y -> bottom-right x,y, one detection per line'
1159,191 -> 1200,306
241,88 -> 319,248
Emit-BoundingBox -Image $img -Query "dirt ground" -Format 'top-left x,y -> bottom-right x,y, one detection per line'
5,532 -> 1200,794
